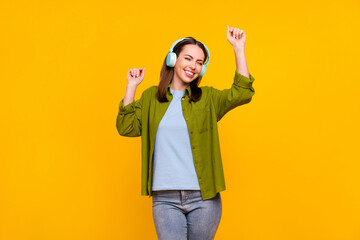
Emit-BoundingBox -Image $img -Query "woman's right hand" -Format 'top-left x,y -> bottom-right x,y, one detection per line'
127,68 -> 145,87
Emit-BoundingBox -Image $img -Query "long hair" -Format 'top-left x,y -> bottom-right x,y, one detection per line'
156,37 -> 209,103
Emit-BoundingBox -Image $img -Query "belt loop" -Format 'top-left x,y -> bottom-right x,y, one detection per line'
181,190 -> 186,203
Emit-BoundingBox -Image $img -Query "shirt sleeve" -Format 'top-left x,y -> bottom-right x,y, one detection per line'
209,70 -> 255,121
116,92 -> 144,137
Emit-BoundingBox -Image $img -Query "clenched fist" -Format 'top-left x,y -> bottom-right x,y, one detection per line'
227,26 -> 246,49
127,68 -> 145,87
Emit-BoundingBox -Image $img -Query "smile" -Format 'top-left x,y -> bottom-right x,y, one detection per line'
184,70 -> 195,78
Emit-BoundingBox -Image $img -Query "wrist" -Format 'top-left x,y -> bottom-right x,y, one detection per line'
126,82 -> 138,89
233,45 -> 245,52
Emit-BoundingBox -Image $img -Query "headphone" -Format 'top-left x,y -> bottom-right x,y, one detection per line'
166,37 -> 210,78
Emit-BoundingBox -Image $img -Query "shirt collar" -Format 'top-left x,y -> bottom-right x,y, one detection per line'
167,83 -> 192,97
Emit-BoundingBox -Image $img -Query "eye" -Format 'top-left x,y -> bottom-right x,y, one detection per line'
197,62 -> 203,66
185,57 -> 191,60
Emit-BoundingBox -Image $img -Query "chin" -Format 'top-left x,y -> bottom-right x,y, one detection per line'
182,74 -> 198,83
182,78 -> 195,84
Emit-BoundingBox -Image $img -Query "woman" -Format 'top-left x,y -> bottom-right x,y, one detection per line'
116,26 -> 255,239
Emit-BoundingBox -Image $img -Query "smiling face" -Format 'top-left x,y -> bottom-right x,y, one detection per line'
172,44 -> 205,89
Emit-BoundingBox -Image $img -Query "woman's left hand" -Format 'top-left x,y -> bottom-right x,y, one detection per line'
227,26 -> 246,49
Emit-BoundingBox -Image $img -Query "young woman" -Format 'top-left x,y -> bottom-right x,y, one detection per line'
116,26 -> 255,240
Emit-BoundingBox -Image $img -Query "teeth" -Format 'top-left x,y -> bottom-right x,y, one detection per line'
185,70 -> 194,76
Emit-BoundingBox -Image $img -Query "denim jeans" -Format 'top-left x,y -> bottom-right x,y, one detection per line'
152,190 -> 222,240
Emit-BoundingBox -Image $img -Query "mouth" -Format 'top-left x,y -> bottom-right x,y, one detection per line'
184,70 -> 195,78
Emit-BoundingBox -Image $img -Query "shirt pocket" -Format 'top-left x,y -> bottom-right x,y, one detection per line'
193,106 -> 211,133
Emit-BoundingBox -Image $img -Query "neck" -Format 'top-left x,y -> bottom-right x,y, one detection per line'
171,77 -> 189,92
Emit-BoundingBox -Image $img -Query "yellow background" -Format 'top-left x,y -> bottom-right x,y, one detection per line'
1,0 -> 359,239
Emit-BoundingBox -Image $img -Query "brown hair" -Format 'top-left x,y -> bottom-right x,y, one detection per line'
156,37 -> 209,103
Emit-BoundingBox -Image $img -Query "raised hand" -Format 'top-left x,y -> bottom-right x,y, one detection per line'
227,26 -> 246,49
127,68 -> 145,87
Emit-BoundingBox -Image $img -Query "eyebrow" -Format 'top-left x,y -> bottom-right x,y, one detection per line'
184,54 -> 204,62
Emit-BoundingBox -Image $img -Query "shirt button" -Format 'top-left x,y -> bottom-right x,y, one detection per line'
186,118 -> 188,121
190,131 -> 193,134
192,146 -> 195,149
182,98 -> 185,100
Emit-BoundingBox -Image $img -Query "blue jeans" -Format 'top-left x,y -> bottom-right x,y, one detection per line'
152,190 -> 222,240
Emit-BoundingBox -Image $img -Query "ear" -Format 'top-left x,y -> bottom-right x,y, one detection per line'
166,52 -> 177,67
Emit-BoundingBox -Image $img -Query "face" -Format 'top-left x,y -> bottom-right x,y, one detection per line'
173,44 -> 205,87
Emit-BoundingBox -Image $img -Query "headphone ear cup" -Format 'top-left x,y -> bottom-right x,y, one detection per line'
166,52 -> 177,67
199,65 -> 207,77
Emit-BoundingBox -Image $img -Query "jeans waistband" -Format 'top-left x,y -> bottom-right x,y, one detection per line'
152,190 -> 202,203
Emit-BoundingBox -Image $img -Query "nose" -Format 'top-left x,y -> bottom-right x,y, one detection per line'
189,60 -> 196,70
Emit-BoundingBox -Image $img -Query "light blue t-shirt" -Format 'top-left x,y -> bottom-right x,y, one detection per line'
151,88 -> 201,191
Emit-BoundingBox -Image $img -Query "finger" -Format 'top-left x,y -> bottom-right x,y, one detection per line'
232,27 -> 237,38
227,26 -> 232,37
140,68 -> 145,77
229,27 -> 233,38
239,29 -> 244,38
130,69 -> 133,77
237,29 -> 242,39
235,28 -> 240,39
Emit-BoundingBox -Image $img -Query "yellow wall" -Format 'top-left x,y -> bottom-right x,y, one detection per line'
1,0 -> 359,239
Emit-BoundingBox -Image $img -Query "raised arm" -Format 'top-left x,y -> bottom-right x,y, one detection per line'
228,26 -> 249,78
123,68 -> 145,106
116,68 -> 145,137
210,26 -> 255,121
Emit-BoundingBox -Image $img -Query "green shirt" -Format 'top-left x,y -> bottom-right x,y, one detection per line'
116,70 -> 255,200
